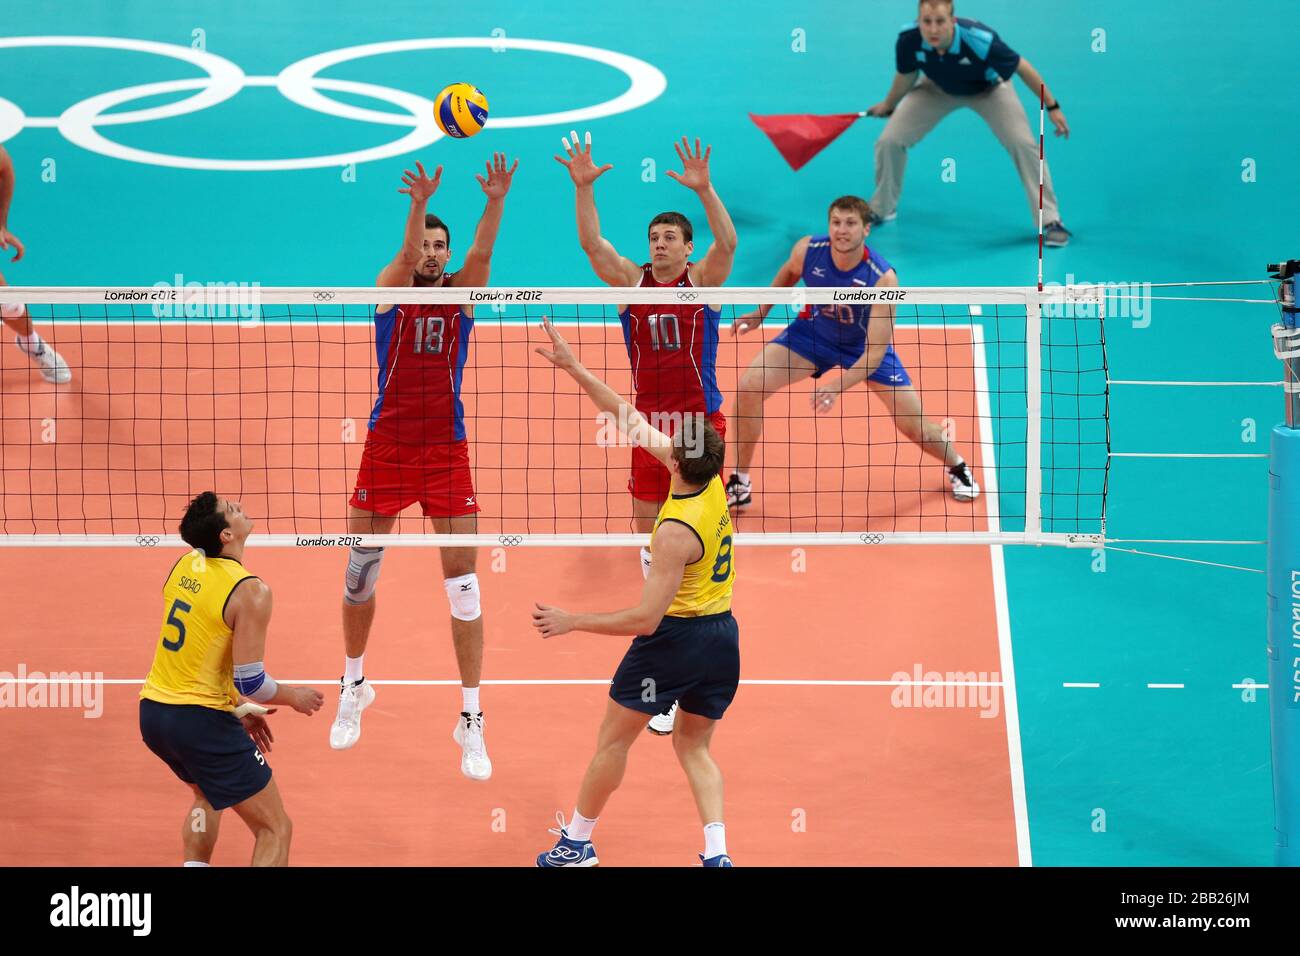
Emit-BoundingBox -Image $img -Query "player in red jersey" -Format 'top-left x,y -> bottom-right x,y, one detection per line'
330,154 -> 517,783
0,145 -> 71,384
557,131 -> 737,735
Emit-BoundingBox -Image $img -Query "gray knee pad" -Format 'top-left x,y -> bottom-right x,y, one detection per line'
344,546 -> 385,605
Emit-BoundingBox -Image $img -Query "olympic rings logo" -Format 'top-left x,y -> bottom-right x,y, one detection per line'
313,291 -> 336,301
859,533 -> 885,545
676,291 -> 699,302
0,36 -> 667,171
136,535 -> 161,547
497,535 -> 523,547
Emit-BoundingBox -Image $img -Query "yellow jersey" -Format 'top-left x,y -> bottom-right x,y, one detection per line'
140,552 -> 256,712
652,475 -> 735,617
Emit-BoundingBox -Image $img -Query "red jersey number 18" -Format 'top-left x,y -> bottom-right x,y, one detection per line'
413,316 -> 446,354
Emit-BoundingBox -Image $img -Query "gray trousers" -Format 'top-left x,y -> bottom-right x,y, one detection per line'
870,78 -> 1060,224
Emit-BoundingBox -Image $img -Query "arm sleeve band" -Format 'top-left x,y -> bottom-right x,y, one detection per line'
233,661 -> 279,703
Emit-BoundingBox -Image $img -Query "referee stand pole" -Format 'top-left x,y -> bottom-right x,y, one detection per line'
1268,258 -> 1300,865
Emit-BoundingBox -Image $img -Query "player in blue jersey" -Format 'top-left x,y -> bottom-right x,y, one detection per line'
727,195 -> 978,508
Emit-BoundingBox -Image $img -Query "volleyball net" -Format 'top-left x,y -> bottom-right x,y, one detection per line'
0,284 -> 1109,547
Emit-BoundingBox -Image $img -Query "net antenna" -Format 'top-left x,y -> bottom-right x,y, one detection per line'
1267,257 -> 1300,866
0,283 -> 1108,550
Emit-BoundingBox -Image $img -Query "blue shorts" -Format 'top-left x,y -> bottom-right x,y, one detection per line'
610,611 -> 740,721
772,320 -> 912,386
139,698 -> 272,810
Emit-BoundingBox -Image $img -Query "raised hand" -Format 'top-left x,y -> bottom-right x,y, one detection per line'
554,129 -> 612,187
398,161 -> 442,203
476,152 -> 520,200
665,137 -> 712,192
534,316 -> 581,375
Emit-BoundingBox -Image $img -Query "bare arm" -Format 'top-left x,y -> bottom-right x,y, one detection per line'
666,138 -> 736,286
0,146 -> 13,229
227,580 -> 321,712
732,236 -> 808,335
0,147 -> 23,262
535,317 -> 674,467
533,522 -> 695,637
451,152 -> 519,287
842,271 -> 898,385
555,131 -> 641,286
868,71 -> 919,116
1015,57 -> 1069,138
376,161 -> 442,287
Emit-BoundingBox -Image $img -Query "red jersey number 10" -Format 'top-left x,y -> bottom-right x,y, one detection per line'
646,313 -> 681,351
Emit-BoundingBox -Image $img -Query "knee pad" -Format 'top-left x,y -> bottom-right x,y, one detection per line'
444,572 -> 481,622
0,302 -> 26,320
640,547 -> 653,581
344,546 -> 385,605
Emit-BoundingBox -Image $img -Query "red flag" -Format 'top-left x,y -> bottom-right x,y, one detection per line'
749,112 -> 864,171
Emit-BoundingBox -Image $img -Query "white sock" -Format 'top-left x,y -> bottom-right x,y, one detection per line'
567,810 -> 598,842
344,655 -> 364,684
736,471 -> 750,486
703,822 -> 727,858
462,685 -> 480,714
183,861 -> 211,867
640,547 -> 653,580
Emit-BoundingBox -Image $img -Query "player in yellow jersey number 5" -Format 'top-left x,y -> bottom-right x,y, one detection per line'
532,319 -> 738,868
139,493 -> 323,866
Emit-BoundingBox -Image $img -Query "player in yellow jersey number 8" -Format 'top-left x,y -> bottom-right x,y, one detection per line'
532,318 -> 739,868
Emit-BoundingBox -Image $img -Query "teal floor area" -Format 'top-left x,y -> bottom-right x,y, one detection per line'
3,1 -> 1297,864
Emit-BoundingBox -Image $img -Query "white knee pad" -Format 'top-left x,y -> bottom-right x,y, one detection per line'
640,547 -> 653,581
343,546 -> 385,605
0,301 -> 26,320
444,572 -> 481,622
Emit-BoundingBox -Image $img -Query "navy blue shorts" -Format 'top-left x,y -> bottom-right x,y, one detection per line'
139,698 -> 272,811
772,320 -> 912,385
610,611 -> 740,721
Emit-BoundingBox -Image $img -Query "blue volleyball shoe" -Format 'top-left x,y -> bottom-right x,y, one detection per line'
700,853 -> 734,867
537,813 -> 599,867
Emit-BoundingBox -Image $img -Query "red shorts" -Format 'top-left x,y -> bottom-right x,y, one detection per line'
349,434 -> 480,517
628,410 -> 727,503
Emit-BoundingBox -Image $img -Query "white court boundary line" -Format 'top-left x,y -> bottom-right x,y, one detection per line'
973,324 -> 1032,867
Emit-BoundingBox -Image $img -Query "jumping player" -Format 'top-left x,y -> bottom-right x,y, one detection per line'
0,144 -> 71,384
727,195 -> 978,508
139,492 -> 323,866
557,131 -> 737,735
533,318 -> 738,867
330,154 -> 517,783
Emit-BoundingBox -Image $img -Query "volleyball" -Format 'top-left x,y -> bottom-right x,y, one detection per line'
433,83 -> 489,138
